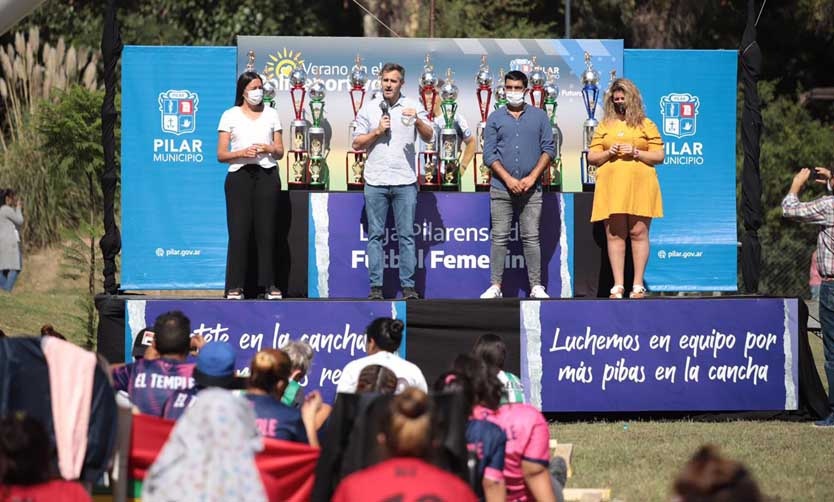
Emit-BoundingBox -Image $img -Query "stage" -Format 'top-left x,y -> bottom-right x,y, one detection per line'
96,295 -> 829,416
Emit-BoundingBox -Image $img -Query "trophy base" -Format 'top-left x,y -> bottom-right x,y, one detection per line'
419,177 -> 441,191
307,182 -> 327,191
475,184 -> 491,192
288,181 -> 310,190
347,182 -> 365,191
582,182 -> 596,193
440,182 -> 461,192
542,183 -> 562,193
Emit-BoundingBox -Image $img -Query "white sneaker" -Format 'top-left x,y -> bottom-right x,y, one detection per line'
480,284 -> 503,299
530,285 -> 549,299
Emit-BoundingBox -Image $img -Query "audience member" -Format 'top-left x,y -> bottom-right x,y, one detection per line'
143,388 -> 267,502
245,348 -> 322,446
337,318 -> 427,394
671,444 -> 764,502
435,370 -> 507,502
282,339 -> 332,430
161,342 -> 238,420
457,355 -> 558,502
356,364 -> 398,395
473,333 -> 525,404
130,328 -> 155,361
332,388 -> 477,502
0,413 -> 91,502
40,324 -> 67,341
111,311 -> 195,416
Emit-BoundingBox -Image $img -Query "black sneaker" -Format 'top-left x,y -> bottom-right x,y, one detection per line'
368,286 -> 384,300
402,287 -> 420,300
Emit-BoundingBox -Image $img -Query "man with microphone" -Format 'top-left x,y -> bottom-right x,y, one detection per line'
353,63 -> 434,300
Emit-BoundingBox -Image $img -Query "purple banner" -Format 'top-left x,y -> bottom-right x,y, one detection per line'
125,299 -> 405,403
309,192 -> 572,299
521,298 -> 799,412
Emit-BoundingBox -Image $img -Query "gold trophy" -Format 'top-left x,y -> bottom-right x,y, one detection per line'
346,55 -> 368,190
474,55 -> 493,192
418,54 -> 439,188
287,67 -> 309,188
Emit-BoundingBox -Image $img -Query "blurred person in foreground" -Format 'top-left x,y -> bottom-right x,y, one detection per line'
337,318 -> 427,394
143,388 -> 267,502
671,444 -> 764,502
111,311 -> 195,416
332,387 -> 477,502
782,166 -> 834,427
244,348 -> 322,446
0,413 -> 90,502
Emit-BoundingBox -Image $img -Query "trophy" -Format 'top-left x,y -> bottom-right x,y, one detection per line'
262,63 -> 279,109
473,55 -> 493,192
418,54 -> 440,189
528,57 -> 547,108
439,68 -> 461,190
287,67 -> 309,189
494,67 -> 508,110
580,52 -> 600,192
307,73 -> 328,189
346,55 -> 368,190
245,49 -> 255,72
542,68 -> 563,191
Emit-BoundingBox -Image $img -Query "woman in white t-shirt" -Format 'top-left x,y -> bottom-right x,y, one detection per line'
336,317 -> 427,394
217,71 -> 285,300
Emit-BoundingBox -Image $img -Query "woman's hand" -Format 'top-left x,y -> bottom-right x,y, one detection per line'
608,144 -> 620,157
242,145 -> 260,158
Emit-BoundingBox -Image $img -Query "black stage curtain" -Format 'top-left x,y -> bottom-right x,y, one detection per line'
406,299 -> 521,387
740,0 -> 764,293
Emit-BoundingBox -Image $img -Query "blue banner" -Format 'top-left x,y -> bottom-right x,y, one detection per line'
309,192 -> 573,299
521,298 -> 799,412
624,50 -> 738,291
125,299 -> 406,403
121,46 -> 237,289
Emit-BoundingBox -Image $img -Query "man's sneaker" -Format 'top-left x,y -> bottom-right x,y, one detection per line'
530,285 -> 549,299
265,287 -> 283,300
402,287 -> 420,300
225,288 -> 244,300
480,285 -> 502,299
813,412 -> 834,428
368,286 -> 384,300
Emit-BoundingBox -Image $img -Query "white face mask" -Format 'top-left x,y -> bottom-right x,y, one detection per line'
506,91 -> 525,106
245,89 -> 263,106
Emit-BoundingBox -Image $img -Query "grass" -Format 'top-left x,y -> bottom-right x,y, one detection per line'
3,247 -> 832,500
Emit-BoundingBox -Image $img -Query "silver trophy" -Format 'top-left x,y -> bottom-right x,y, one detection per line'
543,68 -> 563,190
580,52 -> 600,188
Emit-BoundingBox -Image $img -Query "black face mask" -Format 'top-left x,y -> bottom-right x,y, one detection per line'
614,102 -> 626,115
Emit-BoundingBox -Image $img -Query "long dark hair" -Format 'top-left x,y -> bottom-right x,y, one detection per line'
367,317 -> 405,353
235,71 -> 262,107
452,354 -> 502,410
0,414 -> 52,485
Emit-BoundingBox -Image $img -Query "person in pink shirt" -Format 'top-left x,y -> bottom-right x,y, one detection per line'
455,355 -> 557,502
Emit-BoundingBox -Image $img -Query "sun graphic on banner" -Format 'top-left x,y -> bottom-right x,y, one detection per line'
266,48 -> 304,79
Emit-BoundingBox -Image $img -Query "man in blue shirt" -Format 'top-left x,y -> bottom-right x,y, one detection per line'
353,63 -> 435,300
481,71 -> 555,299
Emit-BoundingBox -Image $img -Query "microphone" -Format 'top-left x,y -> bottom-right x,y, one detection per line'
379,100 -> 390,137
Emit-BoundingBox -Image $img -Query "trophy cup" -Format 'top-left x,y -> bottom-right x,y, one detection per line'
473,56 -> 493,192
417,54 -> 440,189
346,55 -> 368,191
542,68 -> 563,191
528,57 -> 547,108
439,68 -> 461,191
262,63 -> 280,109
580,52 -> 600,192
494,67 -> 508,111
307,74 -> 328,190
245,49 -> 255,72
287,67 -> 309,189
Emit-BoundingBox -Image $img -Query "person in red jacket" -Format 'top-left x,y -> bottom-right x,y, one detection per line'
332,387 -> 477,502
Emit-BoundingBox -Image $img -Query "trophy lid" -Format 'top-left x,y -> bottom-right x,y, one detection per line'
440,68 -> 458,100
608,69 -> 617,89
290,67 -> 307,87
262,65 -> 278,99
309,80 -> 326,100
246,49 -> 255,72
494,67 -> 507,100
476,55 -> 493,87
581,52 -> 599,86
544,68 -> 559,100
420,53 -> 438,88
349,55 -> 368,88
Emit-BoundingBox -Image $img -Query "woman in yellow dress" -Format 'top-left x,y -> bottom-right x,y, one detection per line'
588,78 -> 664,299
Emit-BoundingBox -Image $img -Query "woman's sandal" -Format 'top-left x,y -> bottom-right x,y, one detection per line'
609,285 -> 625,299
629,285 -> 647,299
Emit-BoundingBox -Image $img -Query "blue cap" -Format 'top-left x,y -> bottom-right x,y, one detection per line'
193,343 -> 237,388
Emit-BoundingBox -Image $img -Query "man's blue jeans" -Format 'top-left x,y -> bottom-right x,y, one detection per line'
818,281 -> 834,413
364,183 -> 417,289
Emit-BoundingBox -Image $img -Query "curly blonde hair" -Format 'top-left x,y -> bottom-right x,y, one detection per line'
602,78 -> 646,128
